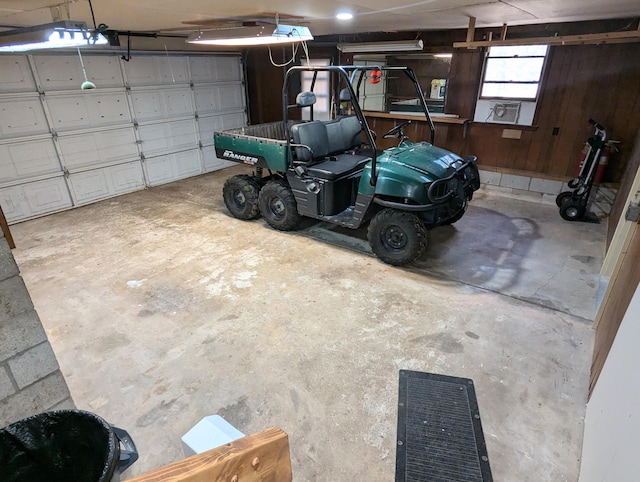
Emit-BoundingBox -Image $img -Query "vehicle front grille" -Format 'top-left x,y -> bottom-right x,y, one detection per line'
427,175 -> 460,203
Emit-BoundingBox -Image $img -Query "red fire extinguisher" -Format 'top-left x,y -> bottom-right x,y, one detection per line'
574,143 -> 590,177
594,140 -> 619,185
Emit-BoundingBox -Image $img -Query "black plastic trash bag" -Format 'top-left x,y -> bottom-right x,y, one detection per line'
0,409 -> 138,482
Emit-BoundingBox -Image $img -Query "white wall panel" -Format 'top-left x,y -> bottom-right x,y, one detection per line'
0,176 -> 72,222
189,56 -> 242,83
68,161 -> 145,204
0,138 -> 60,183
46,91 -> 131,131
0,57 -> 36,93
124,56 -> 189,86
130,88 -> 194,122
34,55 -> 123,91
57,128 -> 138,170
197,112 -> 245,147
138,119 -> 198,157
0,97 -> 49,139
145,149 -> 202,186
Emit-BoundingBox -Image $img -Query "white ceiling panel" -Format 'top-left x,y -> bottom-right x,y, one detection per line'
0,0 -> 637,39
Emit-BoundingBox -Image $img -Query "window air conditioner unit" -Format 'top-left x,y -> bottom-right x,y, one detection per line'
490,101 -> 521,124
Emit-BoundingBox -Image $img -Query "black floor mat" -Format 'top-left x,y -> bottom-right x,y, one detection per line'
396,370 -> 493,482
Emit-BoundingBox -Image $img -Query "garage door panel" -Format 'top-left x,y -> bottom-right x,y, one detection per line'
145,149 -> 202,186
124,56 -> 189,86
218,84 -> 244,111
198,112 -> 245,147
46,92 -> 131,131
0,138 -> 60,183
34,55 -> 123,91
189,56 -> 242,83
193,86 -> 220,113
194,84 -> 244,115
0,177 -> 72,222
69,161 -> 145,204
165,89 -> 194,117
0,57 -> 36,93
202,147 -> 235,172
138,120 -> 198,157
2,52 -> 245,223
57,128 -> 139,170
131,88 -> 194,122
0,97 -> 49,139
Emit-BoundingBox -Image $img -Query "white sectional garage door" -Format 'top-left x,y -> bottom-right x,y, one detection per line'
0,52 -> 245,223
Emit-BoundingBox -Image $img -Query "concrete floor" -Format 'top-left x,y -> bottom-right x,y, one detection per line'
11,165 -> 605,481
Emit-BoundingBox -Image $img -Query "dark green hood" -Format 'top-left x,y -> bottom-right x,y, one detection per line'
383,141 -> 463,181
358,141 -> 465,202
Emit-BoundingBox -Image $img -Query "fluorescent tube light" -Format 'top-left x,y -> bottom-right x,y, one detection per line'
0,21 -> 107,52
337,40 -> 424,53
187,24 -> 313,46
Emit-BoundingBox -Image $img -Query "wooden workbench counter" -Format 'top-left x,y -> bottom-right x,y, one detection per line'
362,110 -> 469,125
362,111 -> 469,150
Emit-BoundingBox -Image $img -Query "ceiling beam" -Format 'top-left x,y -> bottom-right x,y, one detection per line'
454,27 -> 640,48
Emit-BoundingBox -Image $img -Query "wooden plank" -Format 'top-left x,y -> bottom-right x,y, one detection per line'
500,23 -> 508,41
590,222 -> 640,397
548,46 -> 593,178
0,205 -> 15,249
465,17 -> 476,45
453,28 -> 640,48
362,111 -> 468,124
607,129 -> 640,250
126,427 -> 292,482
445,50 -> 483,120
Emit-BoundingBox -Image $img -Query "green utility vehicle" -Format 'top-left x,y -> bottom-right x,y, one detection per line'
214,65 -> 479,265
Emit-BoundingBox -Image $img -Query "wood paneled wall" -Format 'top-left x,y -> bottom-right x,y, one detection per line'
608,129 -> 640,247
442,43 -> 640,183
245,23 -> 640,185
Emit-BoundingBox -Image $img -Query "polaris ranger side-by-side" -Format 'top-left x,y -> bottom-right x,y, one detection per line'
214,65 -> 480,265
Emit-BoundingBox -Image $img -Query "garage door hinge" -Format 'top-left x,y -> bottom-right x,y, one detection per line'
194,112 -> 199,120
140,153 -> 146,162
198,141 -> 203,149
51,130 -> 58,140
626,201 -> 640,223
62,167 -> 70,178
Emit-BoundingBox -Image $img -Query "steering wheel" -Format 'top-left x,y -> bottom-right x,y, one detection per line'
383,120 -> 412,139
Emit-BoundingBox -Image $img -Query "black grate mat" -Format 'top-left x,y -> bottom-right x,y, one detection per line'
395,370 -> 493,482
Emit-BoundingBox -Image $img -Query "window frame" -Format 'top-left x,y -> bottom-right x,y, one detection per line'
478,45 -> 549,102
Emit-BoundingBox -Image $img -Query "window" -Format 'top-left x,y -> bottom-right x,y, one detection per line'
480,45 -> 549,100
301,59 -> 330,121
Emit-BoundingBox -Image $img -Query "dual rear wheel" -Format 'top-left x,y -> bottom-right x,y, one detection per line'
223,175 -> 428,265
223,175 -> 301,230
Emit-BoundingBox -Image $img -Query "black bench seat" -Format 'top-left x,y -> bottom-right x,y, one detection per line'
291,116 -> 371,181
305,154 -> 370,181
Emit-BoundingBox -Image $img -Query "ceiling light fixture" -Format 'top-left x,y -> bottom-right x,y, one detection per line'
337,39 -> 424,53
0,21 -> 107,52
187,24 -> 313,46
336,13 -> 354,21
